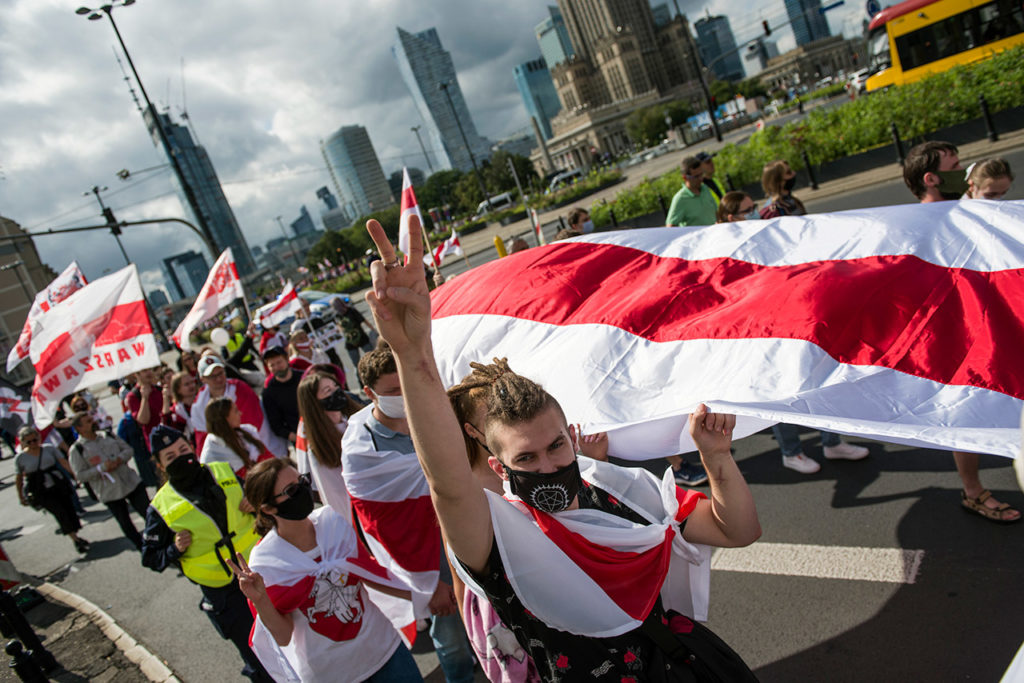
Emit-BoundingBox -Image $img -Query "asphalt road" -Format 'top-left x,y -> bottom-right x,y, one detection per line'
2,143 -> 1022,682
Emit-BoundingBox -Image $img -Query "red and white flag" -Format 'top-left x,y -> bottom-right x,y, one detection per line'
423,232 -> 462,266
398,167 -> 423,261
530,208 -> 547,246
430,200 -> 1024,460
30,265 -> 158,428
0,387 -> 30,422
341,405 -> 441,619
259,280 -> 302,328
6,261 -> 88,372
172,249 -> 245,350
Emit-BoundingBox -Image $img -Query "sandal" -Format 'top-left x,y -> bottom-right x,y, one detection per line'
961,490 -> 1022,524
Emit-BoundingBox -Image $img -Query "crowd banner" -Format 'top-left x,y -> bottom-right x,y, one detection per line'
259,281 -> 302,328
429,200 -> 1024,460
173,248 -> 245,350
6,261 -> 88,372
30,264 -> 158,428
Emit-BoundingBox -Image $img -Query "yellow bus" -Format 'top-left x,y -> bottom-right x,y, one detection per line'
865,0 -> 1024,92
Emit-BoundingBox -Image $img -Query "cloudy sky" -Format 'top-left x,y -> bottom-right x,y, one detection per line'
0,0 -> 866,299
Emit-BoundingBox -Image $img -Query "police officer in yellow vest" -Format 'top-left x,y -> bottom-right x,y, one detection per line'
223,327 -> 259,372
697,151 -> 727,205
141,425 -> 273,682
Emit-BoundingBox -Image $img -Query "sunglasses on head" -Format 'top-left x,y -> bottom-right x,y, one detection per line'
275,473 -> 311,500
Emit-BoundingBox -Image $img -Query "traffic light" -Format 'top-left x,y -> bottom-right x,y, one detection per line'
763,20 -> 771,36
102,207 -> 121,235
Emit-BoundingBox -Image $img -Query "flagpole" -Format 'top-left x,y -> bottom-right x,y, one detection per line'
421,222 -> 440,269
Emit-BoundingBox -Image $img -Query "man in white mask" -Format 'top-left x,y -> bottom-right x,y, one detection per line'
341,343 -> 475,683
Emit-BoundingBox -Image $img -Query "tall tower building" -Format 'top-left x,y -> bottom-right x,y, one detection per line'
392,27 -> 492,173
513,58 -> 563,140
695,15 -> 745,82
321,125 -> 394,219
161,250 -> 209,301
290,206 -> 317,237
786,0 -> 832,47
535,6 -> 575,69
144,111 -> 256,276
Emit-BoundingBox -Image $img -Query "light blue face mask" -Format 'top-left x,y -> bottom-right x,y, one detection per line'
744,209 -> 760,220
581,220 -> 595,234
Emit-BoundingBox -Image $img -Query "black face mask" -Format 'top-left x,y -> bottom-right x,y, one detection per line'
504,459 -> 583,514
273,480 -> 315,520
935,169 -> 969,200
319,388 -> 347,412
466,423 -> 492,455
165,453 -> 202,488
783,176 -> 797,192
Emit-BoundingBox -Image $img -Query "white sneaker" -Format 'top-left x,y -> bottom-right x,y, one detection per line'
823,442 -> 869,461
782,454 -> 821,474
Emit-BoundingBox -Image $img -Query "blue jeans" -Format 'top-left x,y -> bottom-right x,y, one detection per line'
365,644 -> 423,682
430,613 -> 475,683
772,423 -> 839,457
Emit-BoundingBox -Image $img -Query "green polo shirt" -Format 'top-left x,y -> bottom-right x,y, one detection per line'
666,183 -> 718,227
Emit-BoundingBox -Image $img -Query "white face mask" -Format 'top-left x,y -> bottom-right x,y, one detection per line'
374,394 -> 406,419
581,219 -> 595,234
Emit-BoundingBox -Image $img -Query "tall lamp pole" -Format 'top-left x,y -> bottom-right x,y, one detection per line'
411,126 -> 434,173
84,185 -> 131,265
438,82 -> 491,212
76,2 -> 219,258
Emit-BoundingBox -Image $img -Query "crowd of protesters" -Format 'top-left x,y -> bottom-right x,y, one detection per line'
4,142 -> 1019,683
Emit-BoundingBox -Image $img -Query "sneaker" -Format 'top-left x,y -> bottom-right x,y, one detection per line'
782,454 -> 821,474
823,442 -> 869,461
674,462 -> 709,486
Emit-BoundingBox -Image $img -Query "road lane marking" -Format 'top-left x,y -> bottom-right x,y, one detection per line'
711,542 -> 924,584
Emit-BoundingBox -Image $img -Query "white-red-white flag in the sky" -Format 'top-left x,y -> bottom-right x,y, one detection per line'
6,261 -> 87,373
0,388 -> 30,422
429,200 -> 1024,460
398,167 -> 423,261
423,232 -> 462,266
30,265 -> 158,428
172,249 -> 244,351
259,281 -> 302,328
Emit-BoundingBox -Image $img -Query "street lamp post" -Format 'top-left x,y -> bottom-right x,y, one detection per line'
75,1 -> 219,259
84,185 -> 131,265
438,81 -> 491,212
410,126 -> 434,173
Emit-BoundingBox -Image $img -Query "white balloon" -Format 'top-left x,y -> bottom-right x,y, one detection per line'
210,327 -> 231,347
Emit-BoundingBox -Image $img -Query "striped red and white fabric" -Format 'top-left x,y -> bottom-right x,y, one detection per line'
430,200 -> 1024,459
341,405 -> 440,618
398,167 -> 423,262
453,457 -> 711,637
6,261 -> 87,373
259,280 -> 302,329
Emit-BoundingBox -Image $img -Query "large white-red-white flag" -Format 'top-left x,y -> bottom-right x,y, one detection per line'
0,387 -> 30,422
30,265 -> 159,428
172,248 -> 245,350
6,262 -> 88,372
258,280 -> 302,328
398,167 -> 423,261
423,232 -> 462,266
429,200 -> 1024,460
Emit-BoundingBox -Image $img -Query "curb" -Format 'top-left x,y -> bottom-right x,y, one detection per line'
36,582 -> 180,683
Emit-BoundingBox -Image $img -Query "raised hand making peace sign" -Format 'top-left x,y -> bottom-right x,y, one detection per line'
364,216 -> 432,354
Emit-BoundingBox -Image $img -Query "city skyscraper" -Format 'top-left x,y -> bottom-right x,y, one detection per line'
161,250 -> 209,301
316,186 -> 350,231
290,206 -> 317,236
320,125 -> 394,219
535,6 -> 574,69
513,58 -> 563,140
786,0 -> 832,46
695,15 -> 745,82
144,111 -> 256,276
392,27 -> 491,173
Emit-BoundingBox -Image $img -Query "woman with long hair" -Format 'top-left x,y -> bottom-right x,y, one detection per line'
15,425 -> 89,553
759,159 -> 806,219
227,458 -> 421,682
201,396 -> 275,478
295,370 -> 362,517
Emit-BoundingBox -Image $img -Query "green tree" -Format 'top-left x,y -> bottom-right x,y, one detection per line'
481,151 -> 538,196
453,173 -> 485,214
736,78 -> 768,100
416,169 -> 463,214
625,101 -> 694,147
709,79 -> 734,106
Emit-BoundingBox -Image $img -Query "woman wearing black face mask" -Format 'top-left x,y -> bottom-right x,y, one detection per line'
229,458 -> 422,683
140,424 -> 273,683
759,159 -> 807,219
294,371 -> 364,520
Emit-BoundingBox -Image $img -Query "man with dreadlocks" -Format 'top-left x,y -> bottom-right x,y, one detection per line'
363,216 -> 762,682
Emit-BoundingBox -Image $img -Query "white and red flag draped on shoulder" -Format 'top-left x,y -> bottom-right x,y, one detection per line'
6,261 -> 87,373
172,248 -> 245,351
30,265 -> 159,428
429,200 -> 1024,460
423,231 -> 462,266
398,167 -> 423,262
258,280 -> 302,328
341,405 -> 441,619
0,387 -> 30,422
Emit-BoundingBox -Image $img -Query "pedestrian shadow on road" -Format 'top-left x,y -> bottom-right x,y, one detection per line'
79,537 -> 138,561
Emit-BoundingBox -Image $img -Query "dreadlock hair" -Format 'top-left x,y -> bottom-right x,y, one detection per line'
446,358 -> 566,463
244,457 -> 297,536
204,396 -> 266,470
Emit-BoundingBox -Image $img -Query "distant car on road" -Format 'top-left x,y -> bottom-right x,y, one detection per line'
548,168 -> 584,192
848,68 -> 870,94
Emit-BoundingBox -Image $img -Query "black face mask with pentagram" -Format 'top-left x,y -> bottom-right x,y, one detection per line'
503,458 -> 583,513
